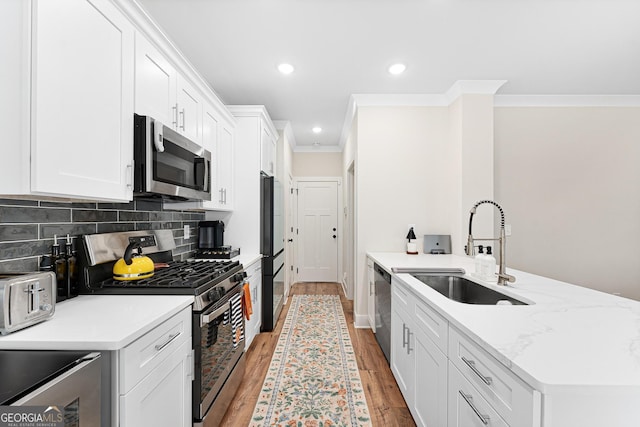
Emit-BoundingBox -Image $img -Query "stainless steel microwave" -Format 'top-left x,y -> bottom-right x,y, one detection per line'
134,114 -> 211,200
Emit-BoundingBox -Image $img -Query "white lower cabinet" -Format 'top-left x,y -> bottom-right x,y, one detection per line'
244,259 -> 263,349
391,278 -> 448,427
117,307 -> 193,427
449,363 -> 508,427
391,278 -> 540,427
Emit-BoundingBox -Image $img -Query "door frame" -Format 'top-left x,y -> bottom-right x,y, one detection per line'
346,162 -> 355,300
293,177 -> 343,286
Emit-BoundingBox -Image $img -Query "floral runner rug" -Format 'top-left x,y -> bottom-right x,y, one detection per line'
250,295 -> 372,427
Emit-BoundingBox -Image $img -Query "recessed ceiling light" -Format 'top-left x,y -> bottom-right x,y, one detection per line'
312,127 -> 322,134
388,63 -> 406,75
278,63 -> 295,75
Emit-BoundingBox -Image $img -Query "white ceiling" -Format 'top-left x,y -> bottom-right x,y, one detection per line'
137,0 -> 640,150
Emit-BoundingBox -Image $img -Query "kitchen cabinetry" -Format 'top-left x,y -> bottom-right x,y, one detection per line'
244,258 -> 263,349
117,306 -> 192,427
261,123 -> 277,176
391,277 -> 448,427
1,0 -> 134,202
135,34 -> 203,143
391,277 -> 539,427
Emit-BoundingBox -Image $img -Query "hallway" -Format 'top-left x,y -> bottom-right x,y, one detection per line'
220,282 -> 415,426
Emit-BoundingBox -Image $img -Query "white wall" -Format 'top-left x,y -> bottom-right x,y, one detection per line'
355,106 -> 452,317
292,152 -> 343,177
495,106 -> 640,300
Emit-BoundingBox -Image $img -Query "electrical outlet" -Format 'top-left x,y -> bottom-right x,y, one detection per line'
505,224 -> 512,236
184,225 -> 190,239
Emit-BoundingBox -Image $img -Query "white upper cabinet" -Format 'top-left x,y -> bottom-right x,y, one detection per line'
261,123 -> 277,176
0,0 -> 135,201
134,35 -> 203,143
134,34 -> 177,126
176,75 -> 203,143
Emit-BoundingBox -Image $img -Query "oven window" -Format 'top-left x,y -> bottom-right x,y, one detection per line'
63,397 -> 79,427
199,300 -> 243,404
153,139 -> 207,190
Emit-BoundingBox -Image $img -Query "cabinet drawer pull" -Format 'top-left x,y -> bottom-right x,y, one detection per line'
402,323 -> 408,348
461,356 -> 493,385
155,332 -> 181,352
458,390 -> 490,425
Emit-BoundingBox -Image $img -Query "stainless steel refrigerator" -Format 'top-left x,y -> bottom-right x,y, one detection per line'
261,173 -> 285,331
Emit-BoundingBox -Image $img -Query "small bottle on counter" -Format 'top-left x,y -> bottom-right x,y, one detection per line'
65,234 -> 77,299
473,245 -> 484,277
53,234 -> 67,300
482,246 -> 497,282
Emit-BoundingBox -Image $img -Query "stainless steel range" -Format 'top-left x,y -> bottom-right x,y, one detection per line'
77,230 -> 246,427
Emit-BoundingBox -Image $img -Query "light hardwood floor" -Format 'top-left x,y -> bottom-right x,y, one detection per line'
220,282 -> 416,427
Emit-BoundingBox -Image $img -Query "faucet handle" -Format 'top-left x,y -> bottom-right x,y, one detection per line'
498,272 -> 516,285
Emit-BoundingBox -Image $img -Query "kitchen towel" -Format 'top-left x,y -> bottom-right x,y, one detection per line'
230,292 -> 244,347
243,282 -> 253,321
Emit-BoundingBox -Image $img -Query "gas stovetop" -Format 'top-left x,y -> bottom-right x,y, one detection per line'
93,260 -> 242,295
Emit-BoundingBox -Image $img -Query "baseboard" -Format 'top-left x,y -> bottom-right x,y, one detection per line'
354,313 -> 371,329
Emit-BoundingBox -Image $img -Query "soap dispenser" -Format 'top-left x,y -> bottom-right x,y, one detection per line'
482,246 -> 497,282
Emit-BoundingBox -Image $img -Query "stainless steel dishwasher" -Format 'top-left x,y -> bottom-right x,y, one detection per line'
374,263 -> 391,364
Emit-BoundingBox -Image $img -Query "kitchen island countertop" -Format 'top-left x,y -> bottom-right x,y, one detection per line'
368,252 -> 640,394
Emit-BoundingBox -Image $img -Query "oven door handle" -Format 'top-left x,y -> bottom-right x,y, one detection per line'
202,303 -> 230,326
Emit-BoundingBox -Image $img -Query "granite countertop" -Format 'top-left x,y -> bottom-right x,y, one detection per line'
0,295 -> 193,351
368,252 -> 640,393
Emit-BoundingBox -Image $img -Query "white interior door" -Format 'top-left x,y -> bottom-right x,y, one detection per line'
297,180 -> 339,282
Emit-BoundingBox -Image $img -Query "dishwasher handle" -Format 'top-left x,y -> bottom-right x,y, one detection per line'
374,263 -> 391,282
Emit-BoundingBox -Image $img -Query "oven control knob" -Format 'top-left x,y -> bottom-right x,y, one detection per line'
232,272 -> 247,283
207,287 -> 225,303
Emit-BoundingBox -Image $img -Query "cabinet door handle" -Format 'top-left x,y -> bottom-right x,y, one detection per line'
179,108 -> 186,131
172,104 -> 178,128
219,189 -> 224,204
461,356 -> 493,385
155,332 -> 181,352
402,323 -> 408,348
458,390 -> 490,425
406,329 -> 413,355
126,164 -> 133,188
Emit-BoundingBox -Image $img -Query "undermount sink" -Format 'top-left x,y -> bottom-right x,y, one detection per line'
410,274 -> 528,305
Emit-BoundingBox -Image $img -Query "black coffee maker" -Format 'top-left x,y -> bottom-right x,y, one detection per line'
197,221 -> 225,249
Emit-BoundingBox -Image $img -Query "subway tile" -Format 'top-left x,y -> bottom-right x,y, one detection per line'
41,201 -> 97,209
135,199 -> 163,211
97,201 -> 135,210
73,210 -> 118,223
135,222 -> 152,231
119,211 -> 149,222
0,199 -> 39,207
0,240 -> 51,261
171,212 -> 191,221
97,222 -> 135,233
40,223 -> 97,239
0,257 -> 39,272
150,221 -> 181,230
149,211 -> 174,222
0,206 -> 70,223
0,225 -> 38,242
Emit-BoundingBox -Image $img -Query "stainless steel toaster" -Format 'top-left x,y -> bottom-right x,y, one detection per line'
0,272 -> 56,335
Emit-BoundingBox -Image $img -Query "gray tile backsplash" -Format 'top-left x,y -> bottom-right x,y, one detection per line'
0,198 -> 204,272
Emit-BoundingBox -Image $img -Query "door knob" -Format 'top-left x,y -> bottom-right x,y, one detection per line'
332,235 -> 337,239
288,239 -> 293,242
333,228 -> 336,231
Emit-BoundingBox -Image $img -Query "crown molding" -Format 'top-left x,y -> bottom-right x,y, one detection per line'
494,95 -> 640,107
294,145 -> 343,153
273,120 -> 296,150
444,80 -> 507,104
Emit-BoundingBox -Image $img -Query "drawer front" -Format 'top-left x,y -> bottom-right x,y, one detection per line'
449,362 -> 509,427
391,278 -> 414,314
119,307 -> 192,394
449,327 -> 537,427
413,297 -> 448,353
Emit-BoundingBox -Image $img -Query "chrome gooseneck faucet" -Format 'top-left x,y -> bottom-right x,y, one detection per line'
465,200 -> 516,286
